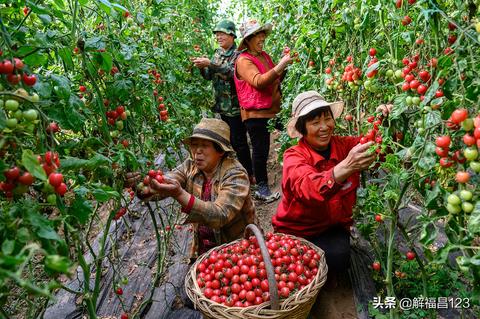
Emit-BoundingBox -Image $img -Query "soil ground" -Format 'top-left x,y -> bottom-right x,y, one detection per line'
253,131 -> 357,319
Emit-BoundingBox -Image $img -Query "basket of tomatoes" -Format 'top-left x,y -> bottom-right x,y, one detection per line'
185,224 -> 328,319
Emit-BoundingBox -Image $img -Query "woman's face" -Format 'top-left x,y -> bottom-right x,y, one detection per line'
303,112 -> 335,151
215,31 -> 234,50
189,138 -> 224,175
246,31 -> 266,53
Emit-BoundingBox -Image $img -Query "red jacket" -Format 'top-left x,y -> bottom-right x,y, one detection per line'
234,51 -> 275,110
272,136 -> 361,237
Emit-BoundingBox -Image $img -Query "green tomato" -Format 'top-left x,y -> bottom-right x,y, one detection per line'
447,194 -> 461,205
364,80 -> 371,88
464,148 -> 478,161
110,130 -> 119,138
386,69 -> 394,77
116,120 -> 124,130
47,194 -> 57,205
461,118 -> 474,131
446,203 -> 461,214
470,161 -> 480,173
461,202 -> 474,213
412,97 -> 421,106
460,190 -> 473,201
6,118 -> 18,128
13,110 -> 23,120
5,100 -> 19,111
30,93 -> 40,103
125,110 -> 131,117
23,109 -> 38,121
395,70 -> 403,79
418,128 -> 425,135
405,96 -> 413,105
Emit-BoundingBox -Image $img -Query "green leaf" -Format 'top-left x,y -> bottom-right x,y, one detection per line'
468,201 -> 480,234
61,153 -> 111,171
24,53 -> 49,67
53,0 -> 66,9
438,55 -> 453,69
22,149 -> 47,181
111,3 -> 128,12
365,61 -> 379,74
38,14 -> 52,25
98,0 -> 112,15
44,255 -> 71,274
96,52 -> 113,72
50,74 -> 71,99
2,240 -> 15,255
65,95 -> 86,130
57,47 -> 74,71
27,212 -> 61,241
68,195 -> 93,225
84,36 -> 106,51
112,79 -> 133,100
92,186 -> 120,202
420,223 -> 438,245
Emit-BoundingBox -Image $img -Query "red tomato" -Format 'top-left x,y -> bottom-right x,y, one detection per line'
372,262 -> 381,271
455,171 -> 470,183
450,109 -> 468,124
406,251 -> 415,260
435,136 -> 451,148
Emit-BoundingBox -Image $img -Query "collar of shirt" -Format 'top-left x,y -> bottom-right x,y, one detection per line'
189,157 -> 226,183
298,137 -> 342,165
218,43 -> 237,57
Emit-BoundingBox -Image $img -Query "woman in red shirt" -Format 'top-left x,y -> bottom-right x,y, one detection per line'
272,90 -> 391,283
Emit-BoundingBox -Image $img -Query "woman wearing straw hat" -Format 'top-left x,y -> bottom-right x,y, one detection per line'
234,19 -> 293,203
128,118 -> 256,256
272,91 -> 392,283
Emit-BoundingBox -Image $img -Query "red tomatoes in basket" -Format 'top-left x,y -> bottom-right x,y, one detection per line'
194,233 -> 321,307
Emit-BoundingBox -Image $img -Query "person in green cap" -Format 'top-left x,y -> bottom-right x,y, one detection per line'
191,20 -> 255,186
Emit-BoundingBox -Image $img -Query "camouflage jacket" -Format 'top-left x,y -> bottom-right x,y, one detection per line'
200,44 -> 240,117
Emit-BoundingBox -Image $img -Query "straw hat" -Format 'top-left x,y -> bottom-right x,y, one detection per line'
183,118 -> 234,152
237,19 -> 273,51
287,91 -> 344,138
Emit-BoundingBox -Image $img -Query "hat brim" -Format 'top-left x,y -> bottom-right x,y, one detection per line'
183,134 -> 234,153
286,100 -> 344,138
238,23 -> 273,51
213,29 -> 236,38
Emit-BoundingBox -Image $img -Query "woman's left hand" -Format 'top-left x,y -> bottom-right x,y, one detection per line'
376,104 -> 393,117
150,176 -> 183,199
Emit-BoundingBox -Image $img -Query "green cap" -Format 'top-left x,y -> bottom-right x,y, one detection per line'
213,20 -> 236,38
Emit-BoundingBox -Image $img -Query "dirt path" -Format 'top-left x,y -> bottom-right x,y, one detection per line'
253,131 -> 357,319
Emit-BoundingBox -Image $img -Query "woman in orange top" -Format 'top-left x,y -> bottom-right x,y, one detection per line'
234,19 -> 292,202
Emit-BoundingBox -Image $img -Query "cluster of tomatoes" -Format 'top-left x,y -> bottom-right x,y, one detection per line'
148,68 -> 163,85
136,169 -> 165,197
156,96 -> 169,122
41,151 -> 68,197
195,233 -> 321,308
105,105 -> 129,131
435,112 -> 480,174
359,114 -> 384,151
399,54 -> 440,105
0,151 -> 67,200
0,56 -> 37,87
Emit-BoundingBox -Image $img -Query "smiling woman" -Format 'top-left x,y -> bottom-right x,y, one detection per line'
272,90 -> 382,286
234,19 -> 293,203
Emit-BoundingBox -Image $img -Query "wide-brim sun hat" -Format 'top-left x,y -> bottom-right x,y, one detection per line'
237,19 -> 273,51
183,118 -> 234,152
287,90 -> 344,139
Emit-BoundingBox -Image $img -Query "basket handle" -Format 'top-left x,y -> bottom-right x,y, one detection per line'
244,224 -> 279,310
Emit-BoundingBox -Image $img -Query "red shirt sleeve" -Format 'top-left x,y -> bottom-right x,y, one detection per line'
283,148 -> 343,203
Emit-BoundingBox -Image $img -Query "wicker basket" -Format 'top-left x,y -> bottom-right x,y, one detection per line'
185,224 -> 328,319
